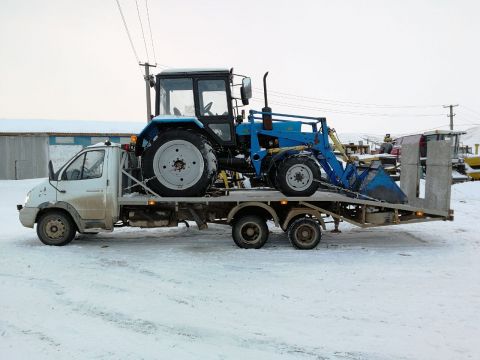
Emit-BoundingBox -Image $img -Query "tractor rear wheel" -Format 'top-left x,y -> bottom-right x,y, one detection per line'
276,156 -> 320,196
142,129 -> 217,196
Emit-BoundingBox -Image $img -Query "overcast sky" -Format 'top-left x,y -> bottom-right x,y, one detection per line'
1,0 -> 479,134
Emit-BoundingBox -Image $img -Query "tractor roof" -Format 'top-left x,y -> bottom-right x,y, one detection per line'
157,68 -> 230,77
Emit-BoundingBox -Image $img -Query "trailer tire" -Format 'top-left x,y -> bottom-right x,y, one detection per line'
276,156 -> 320,196
232,215 -> 268,249
287,217 -> 321,250
142,129 -> 217,197
36,210 -> 76,246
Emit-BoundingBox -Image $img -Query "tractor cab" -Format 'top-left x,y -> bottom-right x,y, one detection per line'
154,68 -> 252,147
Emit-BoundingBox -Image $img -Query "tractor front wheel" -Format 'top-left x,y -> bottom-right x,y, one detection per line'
141,129 -> 217,196
276,156 -> 320,196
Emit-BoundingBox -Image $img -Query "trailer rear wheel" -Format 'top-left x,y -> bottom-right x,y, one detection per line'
36,210 -> 76,246
276,156 -> 320,196
232,215 -> 268,249
287,217 -> 321,250
142,129 -> 217,196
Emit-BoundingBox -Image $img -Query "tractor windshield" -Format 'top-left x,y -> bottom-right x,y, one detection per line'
159,78 -> 195,116
198,79 -> 229,116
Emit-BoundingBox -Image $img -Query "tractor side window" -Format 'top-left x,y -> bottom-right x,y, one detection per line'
159,78 -> 195,116
198,80 -> 229,116
61,150 -> 105,180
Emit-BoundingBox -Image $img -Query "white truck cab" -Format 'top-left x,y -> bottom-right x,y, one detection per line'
19,143 -> 123,245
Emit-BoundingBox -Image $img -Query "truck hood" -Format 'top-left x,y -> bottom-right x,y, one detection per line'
24,179 -> 57,208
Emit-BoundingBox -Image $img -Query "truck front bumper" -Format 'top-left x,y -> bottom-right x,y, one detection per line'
19,207 -> 39,228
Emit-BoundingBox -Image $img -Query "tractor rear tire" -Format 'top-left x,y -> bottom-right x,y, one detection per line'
141,129 -> 217,197
276,156 -> 320,196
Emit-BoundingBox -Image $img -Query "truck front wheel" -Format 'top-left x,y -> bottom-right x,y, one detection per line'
36,210 -> 76,246
142,129 -> 218,197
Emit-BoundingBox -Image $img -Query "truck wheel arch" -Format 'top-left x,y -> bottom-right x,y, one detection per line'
36,202 -> 84,232
227,202 -> 280,227
281,208 -> 325,232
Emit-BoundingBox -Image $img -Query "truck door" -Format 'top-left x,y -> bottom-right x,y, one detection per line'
56,149 -> 108,220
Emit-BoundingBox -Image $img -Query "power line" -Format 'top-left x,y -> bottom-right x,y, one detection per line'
135,0 -> 150,62
251,98 -> 445,117
145,0 -> 157,64
254,87 -> 442,109
462,106 -> 480,121
114,0 -> 140,64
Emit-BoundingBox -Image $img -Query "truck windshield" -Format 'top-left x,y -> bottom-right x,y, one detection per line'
159,78 -> 195,116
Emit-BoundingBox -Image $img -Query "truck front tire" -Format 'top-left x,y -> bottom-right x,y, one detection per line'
142,129 -> 218,197
36,211 -> 76,246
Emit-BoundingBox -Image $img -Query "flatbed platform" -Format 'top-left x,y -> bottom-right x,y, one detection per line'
119,189 -> 449,217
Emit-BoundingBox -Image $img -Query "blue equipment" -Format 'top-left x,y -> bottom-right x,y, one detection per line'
135,68 -> 407,204
237,110 -> 407,203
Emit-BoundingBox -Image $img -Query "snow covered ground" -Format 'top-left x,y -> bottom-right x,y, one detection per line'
1,180 -> 479,359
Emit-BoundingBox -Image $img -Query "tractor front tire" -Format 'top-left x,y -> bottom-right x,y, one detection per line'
276,156 -> 320,196
142,129 -> 217,197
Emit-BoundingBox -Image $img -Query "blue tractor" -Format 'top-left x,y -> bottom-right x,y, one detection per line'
135,68 -> 407,203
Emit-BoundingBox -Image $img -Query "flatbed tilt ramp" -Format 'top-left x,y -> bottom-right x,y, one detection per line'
117,142 -> 453,249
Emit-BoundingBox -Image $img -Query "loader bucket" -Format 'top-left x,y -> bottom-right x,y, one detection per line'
355,162 -> 407,204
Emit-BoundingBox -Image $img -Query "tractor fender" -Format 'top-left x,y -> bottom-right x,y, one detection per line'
136,115 -> 205,155
227,202 -> 280,227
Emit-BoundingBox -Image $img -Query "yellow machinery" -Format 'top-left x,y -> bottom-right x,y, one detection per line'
465,156 -> 480,180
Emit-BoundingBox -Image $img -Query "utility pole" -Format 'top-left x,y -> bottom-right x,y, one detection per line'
140,62 -> 157,123
443,104 -> 458,131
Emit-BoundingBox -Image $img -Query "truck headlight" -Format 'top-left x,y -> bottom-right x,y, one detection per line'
24,191 -> 31,206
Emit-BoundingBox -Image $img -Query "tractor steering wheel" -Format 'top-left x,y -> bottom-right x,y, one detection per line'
203,102 -> 214,116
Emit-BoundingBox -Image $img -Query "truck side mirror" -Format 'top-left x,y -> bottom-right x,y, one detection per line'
240,77 -> 252,105
48,160 -> 55,181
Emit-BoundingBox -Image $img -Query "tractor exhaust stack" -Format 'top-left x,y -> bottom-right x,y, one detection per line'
262,72 -> 273,130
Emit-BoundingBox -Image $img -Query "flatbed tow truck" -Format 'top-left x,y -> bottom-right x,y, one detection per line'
18,138 -> 453,249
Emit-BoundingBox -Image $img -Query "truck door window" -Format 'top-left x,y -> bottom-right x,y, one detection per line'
198,80 -> 229,116
159,78 -> 195,116
62,150 -> 105,180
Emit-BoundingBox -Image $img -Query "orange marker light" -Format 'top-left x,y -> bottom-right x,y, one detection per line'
147,200 -> 156,206
280,200 -> 288,205
415,211 -> 424,217
130,135 -> 138,143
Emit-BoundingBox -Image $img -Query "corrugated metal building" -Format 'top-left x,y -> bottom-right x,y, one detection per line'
0,135 -> 50,179
0,119 -> 143,180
